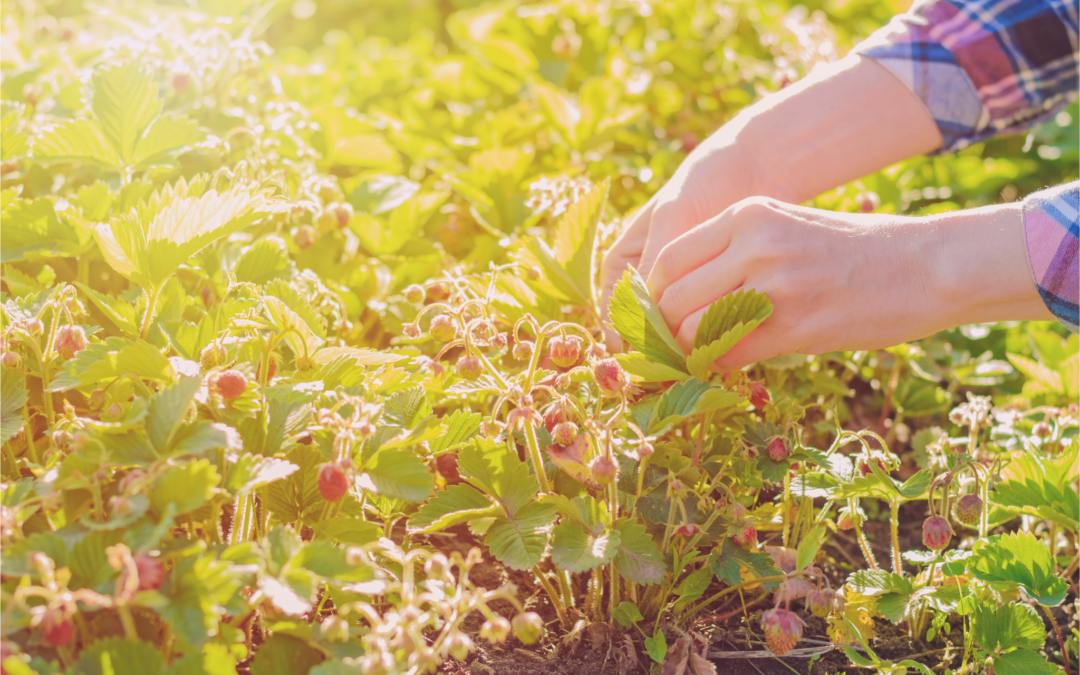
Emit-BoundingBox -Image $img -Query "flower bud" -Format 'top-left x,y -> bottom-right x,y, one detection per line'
296,356 -> 315,372
51,430 -> 72,449
526,266 -> 541,281
512,612 -> 544,645
403,323 -> 420,339
953,494 -> 982,525
1033,421 -> 1051,439
404,285 -> 425,304
55,325 -> 87,359
345,547 -> 365,566
589,455 -> 618,485
762,607 -> 804,656
429,315 -> 458,343
592,358 -> 628,395
320,616 -> 351,643
108,404 -> 123,418
768,437 -> 789,462
457,354 -> 482,380
447,632 -> 474,660
548,335 -> 581,368
1,351 -> 20,369
480,616 -> 511,643
921,516 -> 953,552
675,524 -> 700,537
552,421 -> 578,445
417,356 -> 445,378
636,442 -> 654,459
25,318 -> 44,336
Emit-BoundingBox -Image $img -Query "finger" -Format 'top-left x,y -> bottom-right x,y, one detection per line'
600,197 -> 657,350
645,210 -> 738,302
637,199 -> 699,282
655,249 -> 746,337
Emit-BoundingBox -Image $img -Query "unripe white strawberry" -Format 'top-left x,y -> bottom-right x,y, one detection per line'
548,335 -> 581,368
552,421 -> 578,445
953,494 -> 982,525
922,516 -> 953,551
761,607 -> 804,656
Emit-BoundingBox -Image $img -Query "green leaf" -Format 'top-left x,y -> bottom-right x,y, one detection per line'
50,337 -> 173,392
428,410 -> 482,455
149,459 -> 219,517
551,519 -> 621,573
608,266 -> 687,374
457,438 -> 539,517
1,196 -> 84,262
358,449 -> 434,503
483,501 -> 556,571
225,455 -> 299,494
612,601 -> 645,628
74,638 -> 163,675
351,174 -> 420,214
381,386 -> 430,430
92,63 -> 163,166
612,519 -> 665,585
693,289 -> 772,349
310,517 -> 381,546
1,375 -> 27,443
249,634 -> 324,675
968,531 -> 1068,606
146,377 -> 201,452
992,649 -> 1058,675
615,352 -> 692,383
649,379 -> 742,434
1007,353 -> 1063,392
34,118 -> 119,167
644,628 -> 668,664
710,538 -> 781,589
552,178 -> 608,307
408,484 -> 498,534
970,602 -> 1045,653
795,526 -> 826,572
264,445 -> 323,525
163,643 -> 238,675
994,443 -> 1079,531
74,281 -> 139,336
234,236 -> 290,284
131,113 -> 203,167
294,540 -> 375,582
1,102 -> 29,161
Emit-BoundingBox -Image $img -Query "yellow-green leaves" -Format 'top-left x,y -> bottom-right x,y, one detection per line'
608,266 -> 686,374
93,176 -> 288,291
687,289 -> 773,379
521,178 -> 609,310
35,63 -> 203,170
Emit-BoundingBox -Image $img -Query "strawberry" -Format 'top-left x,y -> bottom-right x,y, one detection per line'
548,335 -> 581,368
55,325 -> 87,359
768,437 -> 790,462
593,358 -> 628,396
551,421 -> 578,445
200,342 -> 226,369
134,553 -> 164,591
921,516 -> 953,552
748,380 -> 770,409
733,523 -> 757,548
588,455 -> 617,485
457,354 -> 482,380
318,463 -> 350,502
1,352 -> 20,369
806,588 -> 836,617
681,131 -> 698,153
480,616 -> 511,643
543,405 -> 568,435
429,315 -> 458,343
404,284 -> 425,304
953,494 -> 982,525
293,224 -> 316,249
511,612 -> 544,645
214,370 -> 247,400
512,340 -> 534,362
41,609 -> 73,647
434,453 -> 461,484
402,322 -> 420,339
761,607 -> 804,656
675,524 -> 700,537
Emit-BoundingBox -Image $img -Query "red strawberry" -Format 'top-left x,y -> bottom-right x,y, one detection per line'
543,405 -> 568,434
41,610 -> 73,647
318,463 -> 349,502
434,453 -> 461,484
768,438 -> 790,462
675,524 -> 700,537
733,524 -> 757,548
215,370 -> 247,399
922,516 -> 953,551
748,380 -> 770,409
134,553 -> 164,591
761,608 -> 804,656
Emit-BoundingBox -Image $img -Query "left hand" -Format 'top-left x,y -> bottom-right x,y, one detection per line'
644,197 -> 1047,371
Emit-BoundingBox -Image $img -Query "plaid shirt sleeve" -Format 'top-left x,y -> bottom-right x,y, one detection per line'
1023,181 -> 1079,332
853,0 -> 1079,153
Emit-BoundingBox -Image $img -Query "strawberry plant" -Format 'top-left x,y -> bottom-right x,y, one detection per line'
1,2 -> 1076,675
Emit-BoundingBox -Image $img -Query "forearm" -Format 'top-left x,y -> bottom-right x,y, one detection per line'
707,54 -> 942,204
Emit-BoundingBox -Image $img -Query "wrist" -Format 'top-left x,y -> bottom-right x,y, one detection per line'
927,203 -> 1053,327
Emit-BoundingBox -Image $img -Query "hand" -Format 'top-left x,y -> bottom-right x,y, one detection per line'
645,197 -> 1050,371
599,54 -> 944,350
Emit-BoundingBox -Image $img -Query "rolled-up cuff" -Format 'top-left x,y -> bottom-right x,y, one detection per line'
1022,182 -> 1080,332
